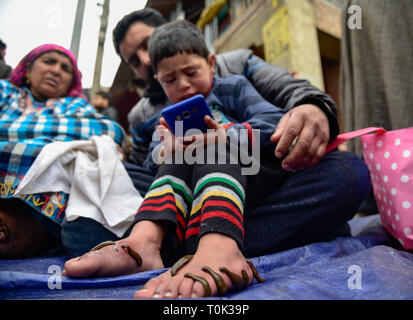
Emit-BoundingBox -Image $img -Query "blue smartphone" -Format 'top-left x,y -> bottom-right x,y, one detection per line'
161,94 -> 213,136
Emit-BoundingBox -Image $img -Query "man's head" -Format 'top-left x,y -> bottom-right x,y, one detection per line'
149,20 -> 215,103
0,39 -> 7,60
91,90 -> 111,110
113,8 -> 166,81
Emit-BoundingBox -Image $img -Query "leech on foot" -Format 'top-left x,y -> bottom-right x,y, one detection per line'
219,267 -> 248,289
201,266 -> 227,295
171,255 -> 193,276
168,257 -> 265,297
90,240 -> 117,251
75,241 -> 117,262
184,272 -> 212,297
246,260 -> 266,283
89,240 -> 142,268
241,269 -> 250,286
121,244 -> 142,267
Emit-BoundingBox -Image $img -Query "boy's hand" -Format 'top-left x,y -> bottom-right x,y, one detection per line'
157,116 -> 227,162
180,115 -> 227,148
157,117 -> 185,162
159,117 -> 171,132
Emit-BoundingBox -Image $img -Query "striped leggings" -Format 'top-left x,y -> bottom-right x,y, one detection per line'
134,146 -> 287,263
135,159 -> 247,258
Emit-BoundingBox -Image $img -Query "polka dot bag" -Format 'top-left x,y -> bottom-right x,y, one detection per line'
327,127 -> 413,249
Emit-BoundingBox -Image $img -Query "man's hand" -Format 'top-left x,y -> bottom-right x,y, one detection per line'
270,104 -> 330,171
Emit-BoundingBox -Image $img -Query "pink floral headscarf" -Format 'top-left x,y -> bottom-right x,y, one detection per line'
8,44 -> 85,98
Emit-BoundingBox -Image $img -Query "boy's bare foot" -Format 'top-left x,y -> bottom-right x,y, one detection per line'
63,220 -> 165,277
134,233 -> 257,298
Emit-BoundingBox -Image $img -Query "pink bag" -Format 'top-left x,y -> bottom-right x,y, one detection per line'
327,127 -> 413,249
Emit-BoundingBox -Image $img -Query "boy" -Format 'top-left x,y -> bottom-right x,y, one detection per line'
132,20 -> 288,298
91,90 -> 119,123
63,14 -> 369,296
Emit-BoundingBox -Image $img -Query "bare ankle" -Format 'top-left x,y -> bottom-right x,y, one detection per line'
129,220 -> 166,247
197,233 -> 239,252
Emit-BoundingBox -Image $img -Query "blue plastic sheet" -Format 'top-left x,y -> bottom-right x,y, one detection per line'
1,215 -> 413,300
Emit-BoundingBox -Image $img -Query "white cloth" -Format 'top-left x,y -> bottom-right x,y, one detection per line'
14,135 -> 143,237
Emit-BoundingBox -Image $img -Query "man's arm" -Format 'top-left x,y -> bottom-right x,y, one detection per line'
244,53 -> 338,139
215,49 -> 338,170
213,75 -> 284,153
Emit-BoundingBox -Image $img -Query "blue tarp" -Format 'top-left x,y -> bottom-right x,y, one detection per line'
1,214 -> 413,300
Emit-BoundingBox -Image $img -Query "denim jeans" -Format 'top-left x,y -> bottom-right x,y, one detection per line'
243,150 -> 370,257
61,151 -> 371,259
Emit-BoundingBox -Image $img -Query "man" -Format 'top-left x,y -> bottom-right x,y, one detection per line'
114,9 -> 338,170
62,8 -> 370,282
0,40 -> 12,79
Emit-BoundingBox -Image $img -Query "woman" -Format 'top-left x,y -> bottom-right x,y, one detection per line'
0,44 -> 126,258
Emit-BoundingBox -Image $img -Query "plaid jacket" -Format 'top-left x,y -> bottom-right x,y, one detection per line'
0,80 -> 126,224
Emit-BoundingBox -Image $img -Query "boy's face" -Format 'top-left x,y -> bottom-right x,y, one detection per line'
155,52 -> 215,103
91,94 -> 108,109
